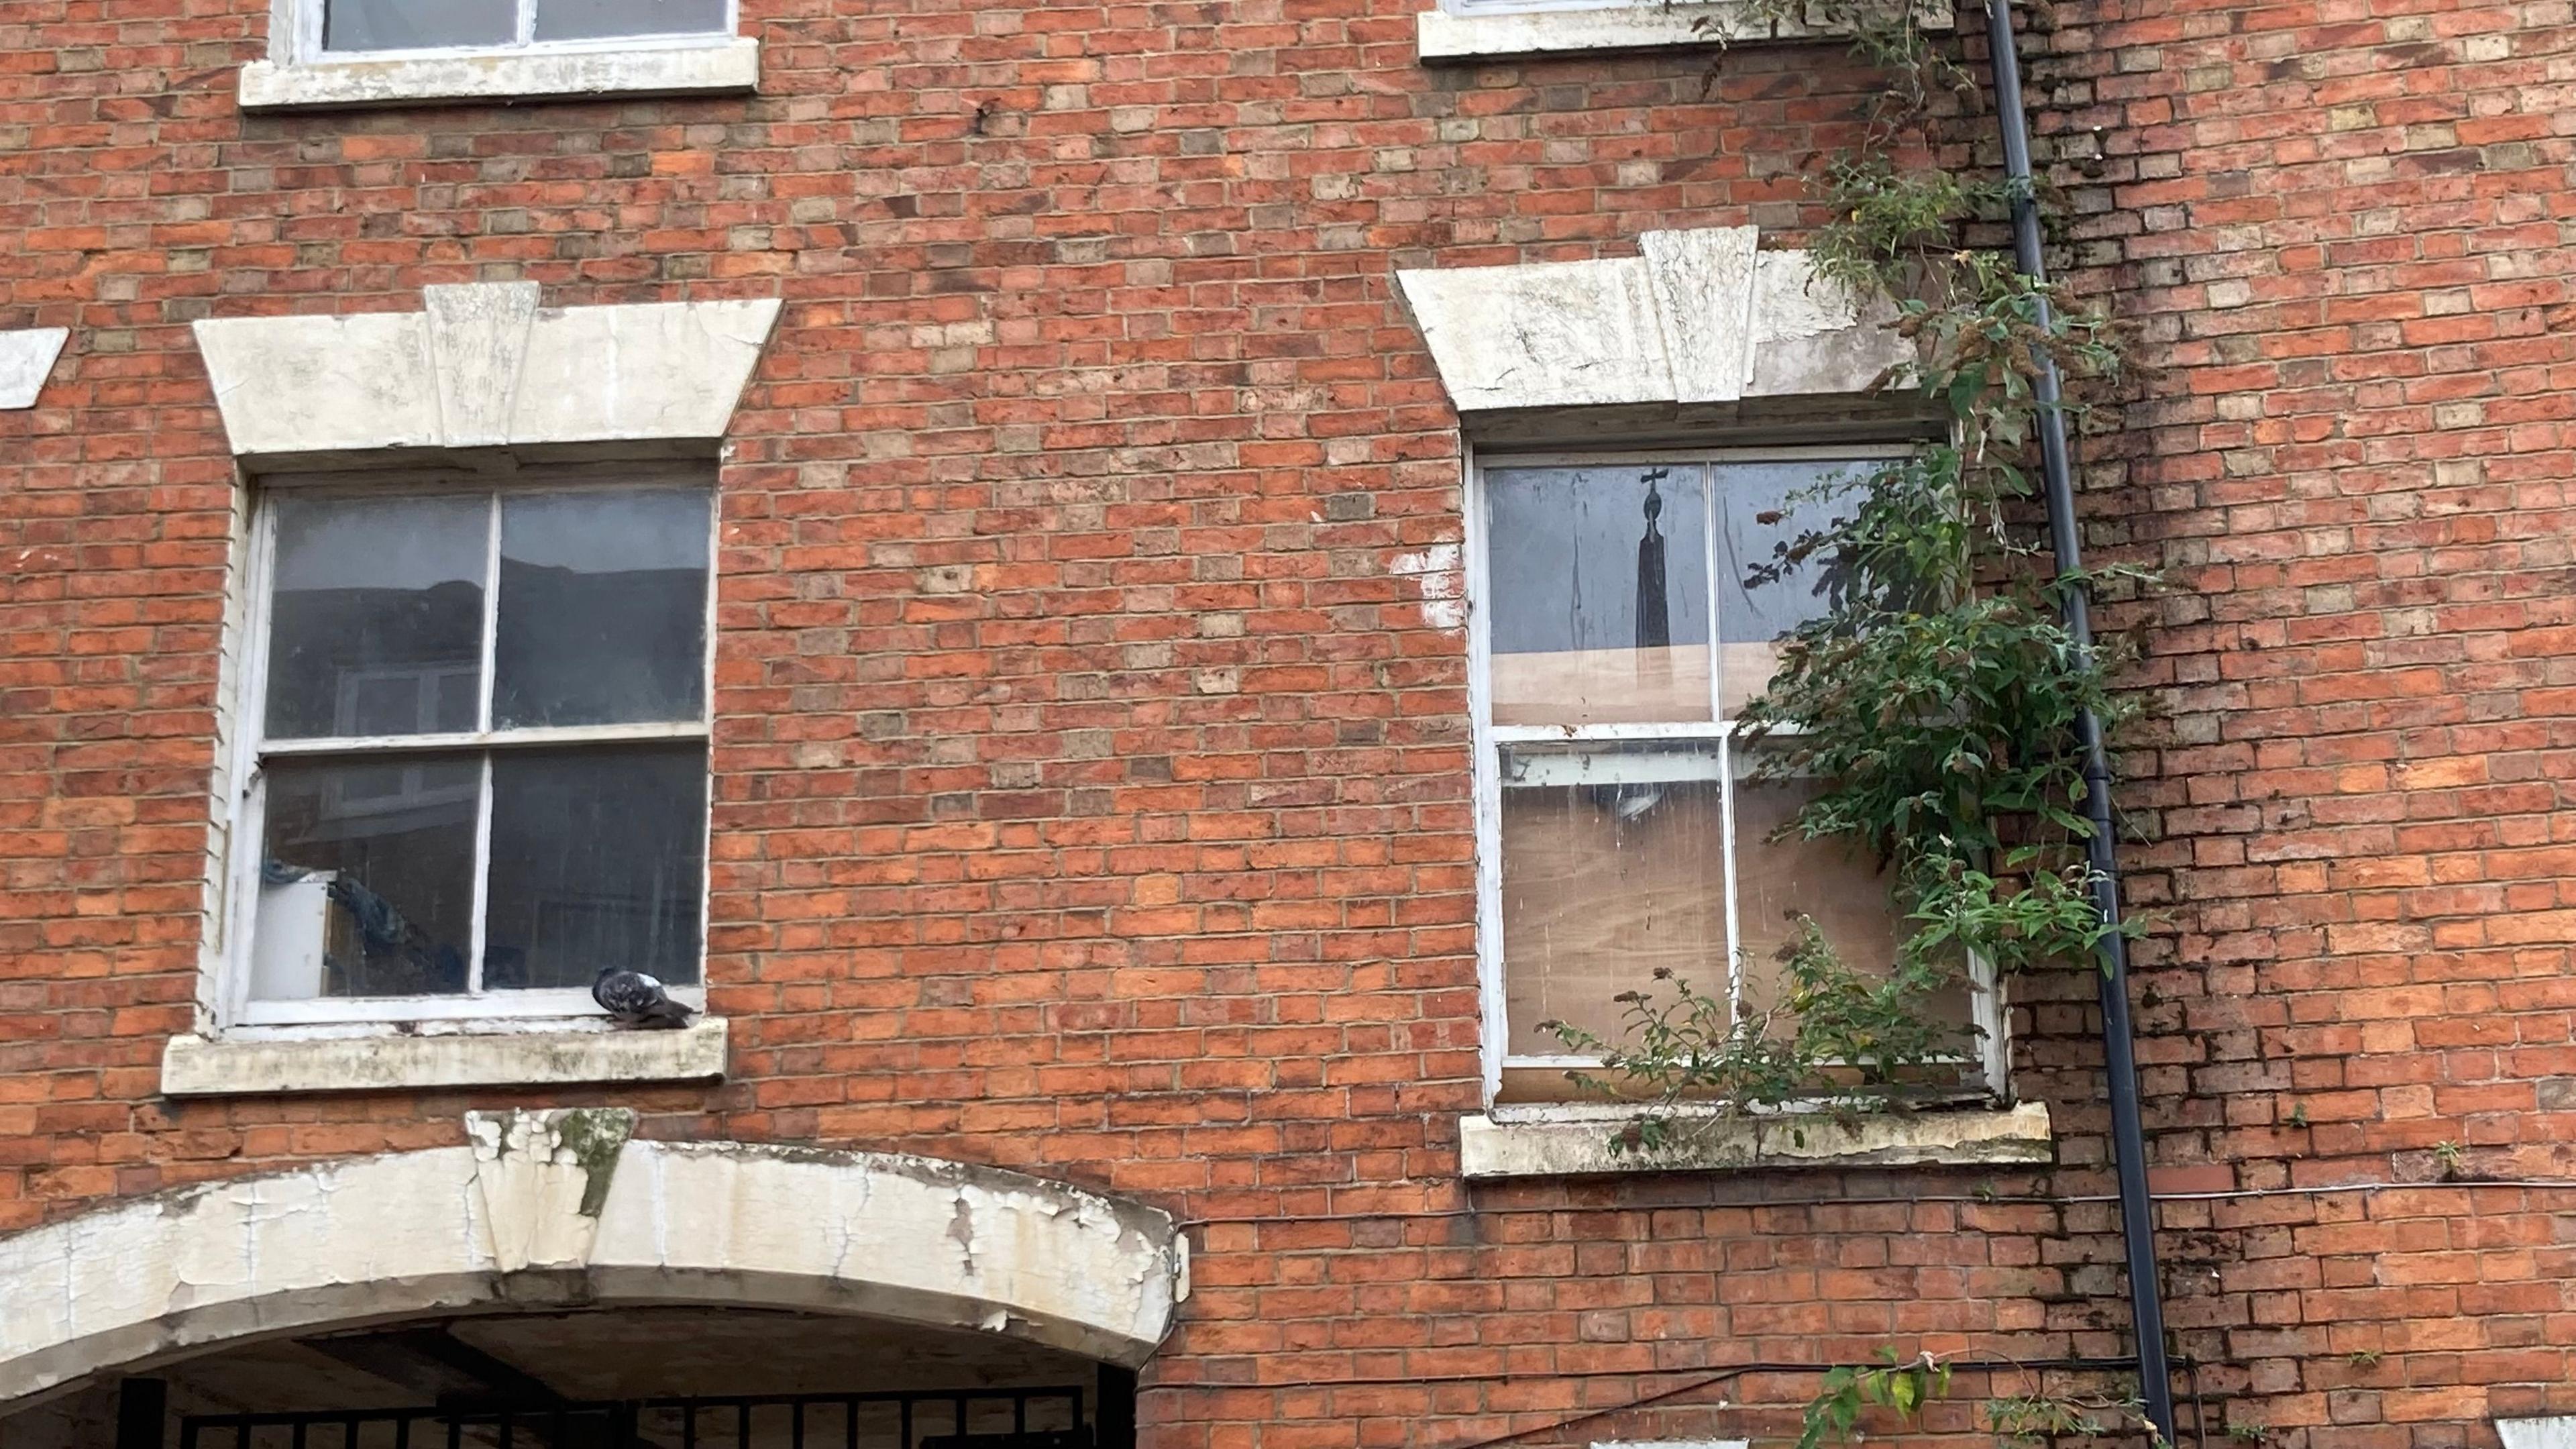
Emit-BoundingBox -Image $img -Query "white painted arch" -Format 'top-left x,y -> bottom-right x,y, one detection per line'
0,1112 -> 1188,1407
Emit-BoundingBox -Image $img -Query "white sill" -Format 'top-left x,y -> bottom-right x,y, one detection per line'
1415,3 -> 1950,62
160,1018 -> 728,1095
237,36 -> 759,111
1459,1101 -> 2051,1178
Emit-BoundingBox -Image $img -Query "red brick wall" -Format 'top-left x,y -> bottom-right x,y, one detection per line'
2044,0 -> 2576,1436
1,0 -> 2573,1446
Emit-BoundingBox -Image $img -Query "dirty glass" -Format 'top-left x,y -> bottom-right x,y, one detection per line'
264,493 -> 487,740
1497,740 -> 1732,1056
252,755 -> 481,999
492,488 -> 709,729
1485,464 -> 1713,727
1710,461 -> 1852,716
323,0 -> 516,51
534,0 -> 731,40
246,481 -> 714,1012
480,746 -> 707,990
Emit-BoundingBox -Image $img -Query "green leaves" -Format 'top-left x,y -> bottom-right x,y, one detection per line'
1731,157 -> 2149,988
1796,1352 -> 1957,1449
1546,926 -> 1976,1153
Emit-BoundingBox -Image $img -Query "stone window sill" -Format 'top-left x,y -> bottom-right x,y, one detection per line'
237,36 -> 759,112
160,1019 -> 728,1096
1415,3 -> 1948,62
1458,1101 -> 2052,1178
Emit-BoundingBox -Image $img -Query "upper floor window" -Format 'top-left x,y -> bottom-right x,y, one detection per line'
1442,0 -> 1638,11
317,0 -> 731,54
1472,451 -> 1988,1102
1416,0 -> 1880,62
227,477 -> 713,1027
240,0 -> 758,111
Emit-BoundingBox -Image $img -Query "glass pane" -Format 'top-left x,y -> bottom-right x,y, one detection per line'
323,0 -> 517,50
1486,464 -> 1711,727
264,494 -> 488,741
492,488 -> 710,730
251,756 -> 480,1000
1499,740 -> 1731,1058
1712,460 -> 1870,717
481,746 -> 706,990
534,0 -> 730,40
1728,765 -> 1968,1030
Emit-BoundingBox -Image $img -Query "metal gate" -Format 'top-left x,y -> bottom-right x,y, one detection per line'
180,1386 -> 1091,1449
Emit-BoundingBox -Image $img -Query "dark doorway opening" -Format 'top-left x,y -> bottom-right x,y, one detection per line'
177,1385 -> 1093,1449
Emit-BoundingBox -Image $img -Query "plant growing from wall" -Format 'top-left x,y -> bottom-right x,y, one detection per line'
1546,0 -> 2146,1142
1540,2 -> 2170,1445
1796,1352 -> 2170,1449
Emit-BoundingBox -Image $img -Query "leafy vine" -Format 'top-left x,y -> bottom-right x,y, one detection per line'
1795,1352 -> 2169,1449
1544,1 -> 2148,1138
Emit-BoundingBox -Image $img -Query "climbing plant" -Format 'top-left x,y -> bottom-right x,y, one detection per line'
1532,1 -> 2169,1444
1543,0 -> 2147,1136
1794,1353 -> 2170,1449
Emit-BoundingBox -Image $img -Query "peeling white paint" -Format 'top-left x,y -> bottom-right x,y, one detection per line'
191,282 -> 780,467
0,1123 -> 1186,1405
1389,543 -> 1468,631
160,1020 -> 728,1095
1460,1102 -> 2054,1179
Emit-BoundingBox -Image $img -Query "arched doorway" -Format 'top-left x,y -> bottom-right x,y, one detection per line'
0,1113 -> 1185,1447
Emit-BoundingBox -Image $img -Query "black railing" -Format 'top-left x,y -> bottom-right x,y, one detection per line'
180,1387 -> 1089,1449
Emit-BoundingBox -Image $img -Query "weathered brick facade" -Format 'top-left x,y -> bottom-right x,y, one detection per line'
1,0 -> 2573,1445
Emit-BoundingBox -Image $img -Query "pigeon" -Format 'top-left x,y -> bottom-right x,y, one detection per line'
592,967 -> 696,1029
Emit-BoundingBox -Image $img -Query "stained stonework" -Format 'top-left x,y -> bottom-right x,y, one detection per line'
0,1120 -> 1187,1403
1393,227 -> 1908,414
190,283 -> 780,467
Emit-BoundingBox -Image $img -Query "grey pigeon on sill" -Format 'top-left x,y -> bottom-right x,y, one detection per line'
592,967 -> 695,1030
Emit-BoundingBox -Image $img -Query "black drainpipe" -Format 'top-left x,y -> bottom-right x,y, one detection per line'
1980,0 -> 2179,1440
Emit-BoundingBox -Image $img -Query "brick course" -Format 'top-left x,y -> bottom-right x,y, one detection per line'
1,0 -> 2573,1446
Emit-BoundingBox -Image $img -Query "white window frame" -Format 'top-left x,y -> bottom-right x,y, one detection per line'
1466,443 -> 2008,1104
218,469 -> 717,1031
279,0 -> 740,64
1440,0 -> 1644,13
241,0 -> 759,111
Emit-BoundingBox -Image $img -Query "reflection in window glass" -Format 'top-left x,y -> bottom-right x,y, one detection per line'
1713,461 -> 1850,716
1479,455 -> 1980,1099
482,746 -> 707,990
323,0 -> 516,51
534,0 -> 730,40
253,756 -> 480,999
1485,465 -> 1713,727
264,494 -> 487,740
241,481 -> 714,1017
493,489 -> 710,729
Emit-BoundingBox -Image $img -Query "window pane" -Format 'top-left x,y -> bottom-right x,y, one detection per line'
1712,460 -> 1866,717
1728,765 -> 1969,1032
323,0 -> 517,50
533,0 -> 730,41
264,494 -> 488,741
252,756 -> 480,1000
492,489 -> 710,730
1486,465 -> 1712,727
481,746 -> 706,990
1498,740 -> 1731,1058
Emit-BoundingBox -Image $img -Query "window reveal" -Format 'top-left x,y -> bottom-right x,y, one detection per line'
237,482 -> 712,1024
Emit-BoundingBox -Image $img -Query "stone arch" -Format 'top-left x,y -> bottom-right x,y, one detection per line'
0,1112 -> 1187,1407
